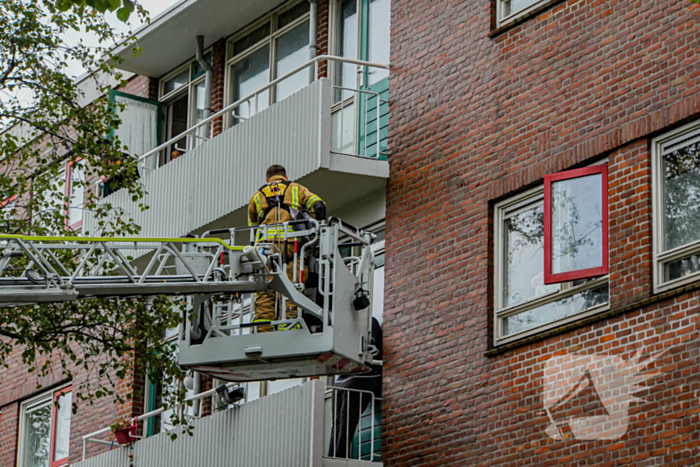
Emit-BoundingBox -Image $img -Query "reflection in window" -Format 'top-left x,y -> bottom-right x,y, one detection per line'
503,284 -> 608,336
53,392 -> 72,463
502,0 -> 541,20
68,161 -> 85,229
231,45 -> 271,120
275,21 -> 311,102
335,0 -> 358,102
495,189 -> 609,341
368,0 -> 391,86
22,402 -> 51,467
20,387 -> 72,467
504,203 -> 558,307
551,175 -> 603,273
163,69 -> 189,96
663,143 -> 700,251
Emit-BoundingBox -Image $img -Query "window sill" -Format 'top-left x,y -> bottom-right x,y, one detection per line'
486,280 -> 700,357
489,0 -> 569,39
654,270 -> 700,295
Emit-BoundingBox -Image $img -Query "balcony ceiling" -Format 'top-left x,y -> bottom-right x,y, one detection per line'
112,0 -> 287,78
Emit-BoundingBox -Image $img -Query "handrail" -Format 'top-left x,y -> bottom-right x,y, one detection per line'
81,383 -> 238,460
135,55 -> 390,171
0,234 -> 244,252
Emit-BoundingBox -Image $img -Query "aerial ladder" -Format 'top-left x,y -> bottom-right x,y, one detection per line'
0,218 -> 377,382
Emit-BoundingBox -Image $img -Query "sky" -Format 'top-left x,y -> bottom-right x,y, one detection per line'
0,0 -> 180,129
64,0 -> 181,79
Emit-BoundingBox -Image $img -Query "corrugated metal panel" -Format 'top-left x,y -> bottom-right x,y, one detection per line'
71,446 -> 130,467
83,79 -> 329,250
132,380 -> 324,467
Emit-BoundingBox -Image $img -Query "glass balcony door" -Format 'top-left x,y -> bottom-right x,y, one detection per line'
332,0 -> 391,159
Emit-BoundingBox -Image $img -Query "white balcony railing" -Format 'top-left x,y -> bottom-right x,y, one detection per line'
136,55 -> 389,176
73,381 -> 382,467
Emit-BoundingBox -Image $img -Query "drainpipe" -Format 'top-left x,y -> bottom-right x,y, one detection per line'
192,371 -> 202,416
308,0 -> 318,82
196,36 -> 213,143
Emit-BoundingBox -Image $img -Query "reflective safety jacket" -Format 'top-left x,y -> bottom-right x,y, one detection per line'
248,175 -> 325,241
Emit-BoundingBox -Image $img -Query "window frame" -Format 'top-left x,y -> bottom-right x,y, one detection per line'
17,384 -> 72,467
652,119 -> 700,293
543,164 -> 609,284
496,0 -> 551,29
65,158 -> 85,232
223,0 -> 311,128
158,54 -> 211,155
493,185 -> 610,346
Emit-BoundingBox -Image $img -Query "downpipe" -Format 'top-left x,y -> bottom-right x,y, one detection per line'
196,36 -> 213,142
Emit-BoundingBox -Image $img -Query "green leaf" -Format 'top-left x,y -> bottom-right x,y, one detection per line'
116,0 -> 135,22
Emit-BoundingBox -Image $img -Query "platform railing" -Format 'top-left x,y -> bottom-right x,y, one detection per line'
326,386 -> 382,463
135,55 -> 390,175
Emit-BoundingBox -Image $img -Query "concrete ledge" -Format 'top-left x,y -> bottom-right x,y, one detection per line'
323,458 -> 382,467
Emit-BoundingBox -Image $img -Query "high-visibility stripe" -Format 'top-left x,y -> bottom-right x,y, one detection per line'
291,185 -> 299,210
305,195 -> 321,209
253,193 -> 264,220
254,225 -> 294,242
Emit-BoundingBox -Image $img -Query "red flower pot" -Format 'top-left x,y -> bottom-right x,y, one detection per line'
114,424 -> 137,444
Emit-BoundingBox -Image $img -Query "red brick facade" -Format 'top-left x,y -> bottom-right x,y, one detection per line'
383,0 -> 700,465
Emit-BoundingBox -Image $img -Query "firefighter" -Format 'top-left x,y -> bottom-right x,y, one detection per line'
248,164 -> 326,332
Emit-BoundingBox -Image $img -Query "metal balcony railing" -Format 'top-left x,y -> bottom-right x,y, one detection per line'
326,386 -> 382,463
74,381 -> 383,467
135,55 -> 390,176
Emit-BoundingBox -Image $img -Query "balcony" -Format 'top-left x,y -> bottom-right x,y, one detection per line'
83,57 -> 390,250
74,381 -> 382,467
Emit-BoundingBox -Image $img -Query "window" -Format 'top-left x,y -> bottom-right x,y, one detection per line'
225,1 -> 311,126
494,185 -> 609,344
158,53 -> 211,163
652,121 -> 700,292
18,386 -> 72,467
544,165 -> 608,284
66,160 -> 85,231
497,0 -> 549,28
36,161 -> 85,233
330,0 -> 391,158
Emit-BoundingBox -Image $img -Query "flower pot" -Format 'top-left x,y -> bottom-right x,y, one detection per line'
114,424 -> 137,445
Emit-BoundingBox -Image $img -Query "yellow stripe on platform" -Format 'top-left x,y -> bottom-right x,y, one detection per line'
0,234 -> 245,251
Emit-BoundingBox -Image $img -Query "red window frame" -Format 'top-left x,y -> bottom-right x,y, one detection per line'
49,386 -> 72,467
544,165 -> 608,284
65,159 -> 84,231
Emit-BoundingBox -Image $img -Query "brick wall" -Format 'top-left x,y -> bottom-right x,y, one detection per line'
317,0 -> 330,78
0,403 -> 18,467
383,0 -> 700,465
211,38 -> 227,137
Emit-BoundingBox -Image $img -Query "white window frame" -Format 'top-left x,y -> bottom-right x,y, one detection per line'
17,384 -> 72,467
158,53 -> 211,154
652,119 -> 700,293
493,184 -> 609,346
223,0 -> 311,128
496,0 -> 551,28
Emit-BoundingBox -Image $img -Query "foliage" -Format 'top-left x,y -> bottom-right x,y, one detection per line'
0,0 -> 188,433
54,0 -> 139,22
110,417 -> 132,432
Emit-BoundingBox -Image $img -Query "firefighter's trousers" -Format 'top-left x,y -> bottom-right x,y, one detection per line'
254,246 -> 308,333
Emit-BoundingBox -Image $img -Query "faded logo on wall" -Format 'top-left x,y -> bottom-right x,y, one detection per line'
542,349 -> 667,441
